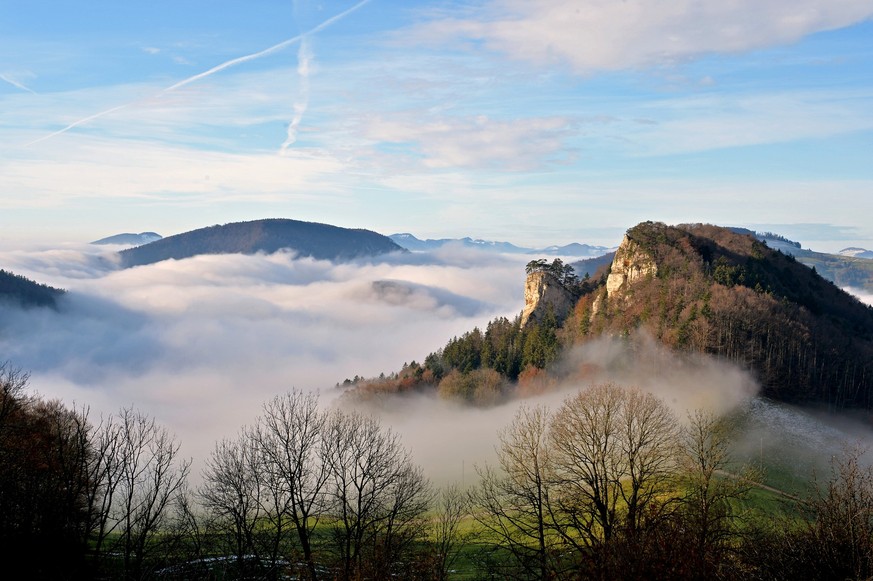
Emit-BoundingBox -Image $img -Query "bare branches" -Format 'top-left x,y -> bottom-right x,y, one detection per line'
323,409 -> 431,580
471,384 -> 683,579
111,407 -> 191,580
432,484 -> 468,581
470,405 -> 557,580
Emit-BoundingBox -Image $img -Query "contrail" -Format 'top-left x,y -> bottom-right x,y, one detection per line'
24,0 -> 372,148
280,36 -> 312,153
1,73 -> 37,94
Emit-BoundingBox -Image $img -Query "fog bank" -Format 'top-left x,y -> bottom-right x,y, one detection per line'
0,244 -> 528,478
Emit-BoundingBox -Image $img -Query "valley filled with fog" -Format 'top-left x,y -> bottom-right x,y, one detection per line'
1,241 -> 872,486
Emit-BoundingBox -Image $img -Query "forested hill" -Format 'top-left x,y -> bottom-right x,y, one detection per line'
568,222 -> 873,408
0,269 -> 65,308
343,222 -> 873,412
119,219 -> 404,267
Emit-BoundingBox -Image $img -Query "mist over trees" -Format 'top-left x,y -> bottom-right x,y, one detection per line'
5,359 -> 873,580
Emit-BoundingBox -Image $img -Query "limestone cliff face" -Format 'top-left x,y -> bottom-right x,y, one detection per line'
605,235 -> 658,298
520,271 -> 575,328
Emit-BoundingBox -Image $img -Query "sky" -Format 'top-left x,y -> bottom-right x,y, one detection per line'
2,0 -> 873,252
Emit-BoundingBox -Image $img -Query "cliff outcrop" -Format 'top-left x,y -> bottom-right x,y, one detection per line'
605,235 -> 658,298
520,270 -> 576,328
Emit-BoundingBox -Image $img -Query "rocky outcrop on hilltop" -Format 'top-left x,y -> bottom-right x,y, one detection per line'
520,270 -> 576,328
605,235 -> 658,298
346,221 -> 873,413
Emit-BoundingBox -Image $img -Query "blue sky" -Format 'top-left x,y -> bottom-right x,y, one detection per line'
2,0 -> 873,251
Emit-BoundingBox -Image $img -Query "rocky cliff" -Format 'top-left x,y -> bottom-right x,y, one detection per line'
605,235 -> 658,298
520,270 -> 576,327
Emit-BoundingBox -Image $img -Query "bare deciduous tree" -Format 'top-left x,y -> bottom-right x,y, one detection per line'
200,433 -> 265,574
548,383 -> 679,573
431,484 -> 468,581
0,362 -> 29,425
323,409 -> 430,581
469,405 -> 557,580
111,407 -> 191,580
680,408 -> 754,578
802,444 -> 873,580
256,390 -> 329,580
85,413 -> 125,565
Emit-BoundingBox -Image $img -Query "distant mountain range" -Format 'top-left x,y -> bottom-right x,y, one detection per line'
389,233 -> 614,257
92,232 -> 163,246
119,219 -> 404,268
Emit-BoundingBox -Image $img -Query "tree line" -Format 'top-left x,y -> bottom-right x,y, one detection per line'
5,361 -> 873,579
8,360 -> 873,580
0,364 -> 456,580
0,268 -> 65,308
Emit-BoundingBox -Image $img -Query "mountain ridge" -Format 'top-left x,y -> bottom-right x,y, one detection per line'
389,232 -> 614,257
92,232 -> 163,246
567,222 -> 873,408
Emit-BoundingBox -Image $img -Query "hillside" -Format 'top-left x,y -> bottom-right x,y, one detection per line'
0,269 -> 65,308
790,249 -> 873,292
727,228 -> 873,293
119,219 -> 404,268
840,247 -> 873,259
344,222 -> 873,412
565,222 -> 873,409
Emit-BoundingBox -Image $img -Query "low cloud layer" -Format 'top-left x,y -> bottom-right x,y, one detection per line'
0,245 -> 527,478
2,243 -> 869,486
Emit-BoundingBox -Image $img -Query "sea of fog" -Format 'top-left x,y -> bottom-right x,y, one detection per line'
1,243 -> 872,485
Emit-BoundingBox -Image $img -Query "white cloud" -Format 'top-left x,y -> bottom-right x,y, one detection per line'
628,90 -> 873,155
410,0 -> 873,73
2,243 -> 866,486
0,137 -> 349,208
363,114 -> 577,170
